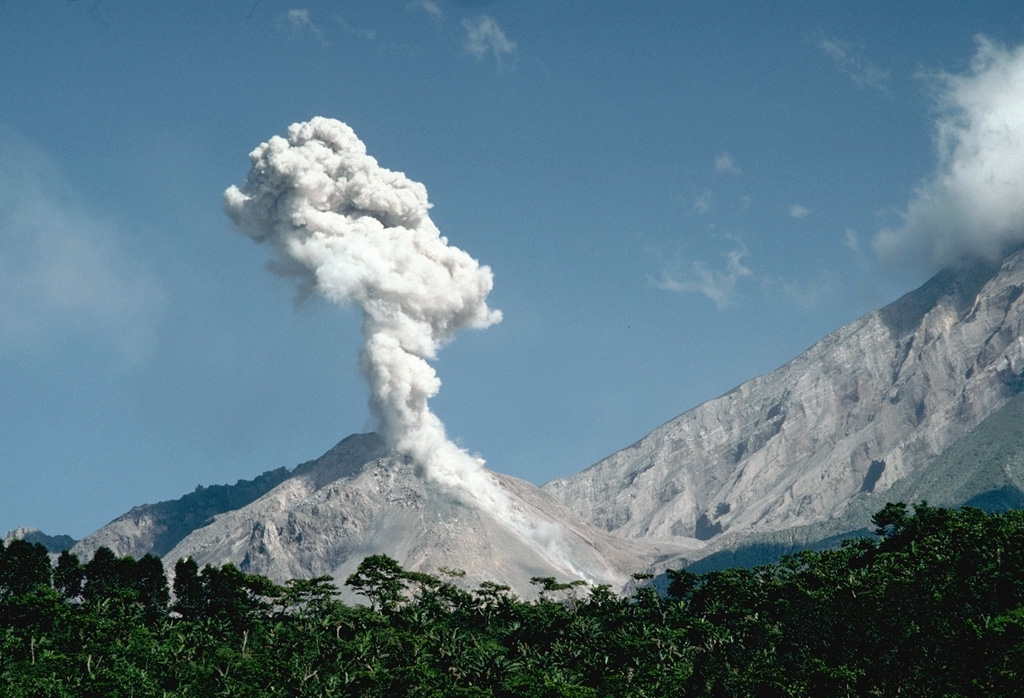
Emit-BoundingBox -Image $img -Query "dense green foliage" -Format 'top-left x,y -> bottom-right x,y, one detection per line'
3,503 -> 1024,696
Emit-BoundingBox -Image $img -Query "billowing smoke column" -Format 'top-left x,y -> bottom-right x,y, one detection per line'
224,117 -> 507,510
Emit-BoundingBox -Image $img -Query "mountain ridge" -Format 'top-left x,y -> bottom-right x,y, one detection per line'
156,433 -> 698,598
542,249 -> 1024,545
65,248 -> 1024,597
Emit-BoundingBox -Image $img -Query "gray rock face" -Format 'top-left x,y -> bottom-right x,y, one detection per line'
543,249 -> 1024,543
159,433 -> 697,598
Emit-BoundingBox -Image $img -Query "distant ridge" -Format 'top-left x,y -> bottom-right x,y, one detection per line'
73,464 -> 298,560
2,526 -> 77,554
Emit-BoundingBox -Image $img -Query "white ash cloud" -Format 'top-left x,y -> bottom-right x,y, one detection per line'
874,36 -> 1024,266
224,117 -> 507,510
223,119 -> 592,578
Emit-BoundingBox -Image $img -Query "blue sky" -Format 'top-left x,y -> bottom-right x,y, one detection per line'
2,1 -> 1023,538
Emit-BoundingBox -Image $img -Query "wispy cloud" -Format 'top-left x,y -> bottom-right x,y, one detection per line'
874,36 -> 1024,265
844,227 -> 861,252
693,189 -> 713,215
0,132 -> 164,363
411,0 -> 443,20
462,15 -> 517,67
335,16 -> 376,41
714,152 -> 742,177
789,204 -> 812,219
814,31 -> 889,91
278,9 -> 329,47
764,274 -> 834,311
654,247 -> 753,309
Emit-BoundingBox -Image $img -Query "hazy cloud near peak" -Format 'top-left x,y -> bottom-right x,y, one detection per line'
462,15 -> 517,66
874,36 -> 1024,267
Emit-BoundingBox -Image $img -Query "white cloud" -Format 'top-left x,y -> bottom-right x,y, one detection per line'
714,152 -> 742,177
0,132 -> 164,363
655,247 -> 753,309
462,15 -> 517,67
815,31 -> 889,91
874,36 -> 1024,266
789,204 -> 812,219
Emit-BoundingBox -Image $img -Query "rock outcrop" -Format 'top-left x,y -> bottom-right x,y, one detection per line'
543,249 -> 1024,544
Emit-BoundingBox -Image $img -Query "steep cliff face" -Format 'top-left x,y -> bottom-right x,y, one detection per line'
543,250 -> 1024,541
159,433 -> 695,597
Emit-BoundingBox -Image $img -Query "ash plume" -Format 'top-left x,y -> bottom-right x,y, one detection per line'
223,117 -> 506,510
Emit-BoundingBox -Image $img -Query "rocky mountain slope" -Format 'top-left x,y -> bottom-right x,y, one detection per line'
71,248 -> 1024,595
543,248 -> 1024,546
676,386 -> 1024,574
75,434 -> 697,597
72,465 -> 296,561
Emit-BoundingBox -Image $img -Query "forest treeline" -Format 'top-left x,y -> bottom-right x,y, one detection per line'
3,502 -> 1024,697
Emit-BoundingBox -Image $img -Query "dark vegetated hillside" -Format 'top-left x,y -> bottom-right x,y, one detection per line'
3,502 -> 1024,697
